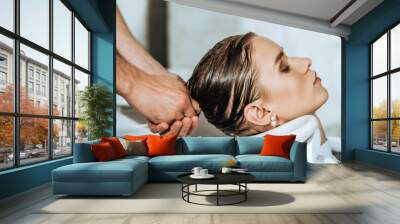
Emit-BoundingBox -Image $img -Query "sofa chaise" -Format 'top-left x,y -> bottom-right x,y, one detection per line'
52,136 -> 307,196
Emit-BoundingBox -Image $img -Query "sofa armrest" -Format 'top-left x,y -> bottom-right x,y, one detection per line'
289,141 -> 307,181
73,140 -> 100,163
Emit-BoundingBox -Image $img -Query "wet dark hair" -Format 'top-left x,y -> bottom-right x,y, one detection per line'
186,32 -> 260,136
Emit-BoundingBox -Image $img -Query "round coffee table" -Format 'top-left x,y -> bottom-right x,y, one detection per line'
177,173 -> 255,206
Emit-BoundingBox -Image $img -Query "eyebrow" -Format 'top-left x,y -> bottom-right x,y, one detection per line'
274,49 -> 284,67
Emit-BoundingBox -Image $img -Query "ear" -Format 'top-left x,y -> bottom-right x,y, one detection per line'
243,100 -> 274,126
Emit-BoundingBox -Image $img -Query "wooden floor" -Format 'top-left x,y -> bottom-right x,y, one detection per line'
1,162 -> 400,224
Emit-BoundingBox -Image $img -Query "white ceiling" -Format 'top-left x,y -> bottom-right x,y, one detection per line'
167,0 -> 384,38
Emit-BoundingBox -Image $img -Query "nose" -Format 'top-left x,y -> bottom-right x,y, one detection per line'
290,57 -> 312,74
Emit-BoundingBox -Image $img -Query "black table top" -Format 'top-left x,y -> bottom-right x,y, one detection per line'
177,172 -> 255,185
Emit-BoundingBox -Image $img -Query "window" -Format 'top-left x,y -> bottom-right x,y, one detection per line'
28,67 -> 34,80
0,0 -> 14,32
35,83 -> 40,95
0,35 -> 13,113
0,54 -> 7,67
371,23 -> 400,154
0,71 -> 6,85
0,54 -> 8,87
42,85 -> 46,97
28,81 -> 34,94
0,0 -> 91,170
35,70 -> 40,81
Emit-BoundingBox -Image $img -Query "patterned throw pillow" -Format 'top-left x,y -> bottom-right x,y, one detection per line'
118,138 -> 147,156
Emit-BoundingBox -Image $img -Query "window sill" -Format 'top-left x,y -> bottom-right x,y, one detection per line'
0,156 -> 72,176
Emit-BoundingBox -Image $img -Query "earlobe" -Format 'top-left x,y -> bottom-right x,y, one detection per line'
244,101 -> 273,126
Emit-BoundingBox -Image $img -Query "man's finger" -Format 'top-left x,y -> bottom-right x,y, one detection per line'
164,120 -> 182,136
178,117 -> 192,137
189,116 -> 199,136
191,98 -> 201,115
183,99 -> 197,117
148,122 -> 169,133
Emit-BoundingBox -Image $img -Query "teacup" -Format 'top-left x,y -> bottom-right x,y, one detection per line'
221,167 -> 232,174
199,168 -> 208,176
191,167 -> 202,176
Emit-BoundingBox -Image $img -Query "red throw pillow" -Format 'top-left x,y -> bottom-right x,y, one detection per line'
146,135 -> 177,157
101,137 -> 126,158
124,135 -> 149,141
91,142 -> 118,161
259,134 -> 296,159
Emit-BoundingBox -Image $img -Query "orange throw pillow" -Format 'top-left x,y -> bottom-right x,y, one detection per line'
146,135 -> 177,157
101,137 -> 127,158
259,134 -> 296,159
91,142 -> 117,162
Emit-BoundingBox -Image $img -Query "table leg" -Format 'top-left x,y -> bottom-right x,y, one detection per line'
217,184 -> 219,206
245,183 -> 247,201
195,184 -> 198,192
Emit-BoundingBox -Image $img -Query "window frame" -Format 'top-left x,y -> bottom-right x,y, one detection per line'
0,0 -> 92,171
370,20 -> 400,154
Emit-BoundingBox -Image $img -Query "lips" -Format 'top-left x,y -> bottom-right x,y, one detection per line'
313,71 -> 321,85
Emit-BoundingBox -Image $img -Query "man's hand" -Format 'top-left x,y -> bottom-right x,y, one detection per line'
117,53 -> 200,136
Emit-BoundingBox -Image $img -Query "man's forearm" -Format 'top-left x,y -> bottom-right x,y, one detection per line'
116,52 -> 144,98
116,7 -> 167,75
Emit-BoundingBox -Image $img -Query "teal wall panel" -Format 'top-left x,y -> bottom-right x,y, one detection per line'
343,0 -> 400,171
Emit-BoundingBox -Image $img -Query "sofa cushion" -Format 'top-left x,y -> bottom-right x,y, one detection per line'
176,137 -> 235,155
101,137 -> 127,158
259,134 -> 296,159
73,139 -> 100,163
147,135 -> 177,157
91,142 -> 118,161
236,155 -> 293,172
149,154 -> 235,172
52,158 -> 147,183
236,137 -> 264,155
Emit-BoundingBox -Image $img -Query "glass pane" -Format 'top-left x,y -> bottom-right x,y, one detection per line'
391,72 -> 400,118
391,120 -> 400,153
392,24 -> 400,70
372,77 -> 387,119
372,33 -> 387,76
0,34 -> 14,112
20,117 -> 49,165
20,44 -> 49,115
53,119 -> 72,157
20,0 -> 49,49
0,116 -> 13,170
75,120 -> 88,143
372,121 -> 388,151
74,69 -> 89,118
74,17 -> 89,70
53,59 -> 72,117
53,0 -> 72,60
0,0 -> 14,31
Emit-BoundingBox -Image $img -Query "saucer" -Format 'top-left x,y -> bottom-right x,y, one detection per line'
190,174 -> 215,179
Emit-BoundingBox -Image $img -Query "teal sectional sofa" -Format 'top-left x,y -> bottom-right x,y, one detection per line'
52,137 -> 307,196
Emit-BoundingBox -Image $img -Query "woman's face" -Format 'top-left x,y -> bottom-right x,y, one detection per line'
252,35 -> 328,122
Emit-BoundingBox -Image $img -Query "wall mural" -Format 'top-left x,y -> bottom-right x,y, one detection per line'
116,0 -> 342,163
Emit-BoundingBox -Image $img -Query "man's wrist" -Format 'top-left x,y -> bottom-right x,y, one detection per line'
116,54 -> 145,98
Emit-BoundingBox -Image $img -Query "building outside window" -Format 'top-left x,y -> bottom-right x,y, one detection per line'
371,23 -> 400,154
0,0 -> 91,170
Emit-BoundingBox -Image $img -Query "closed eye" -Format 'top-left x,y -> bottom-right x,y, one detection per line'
282,65 -> 290,73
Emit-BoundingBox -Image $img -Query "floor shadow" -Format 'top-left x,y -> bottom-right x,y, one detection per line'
202,190 -> 295,207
